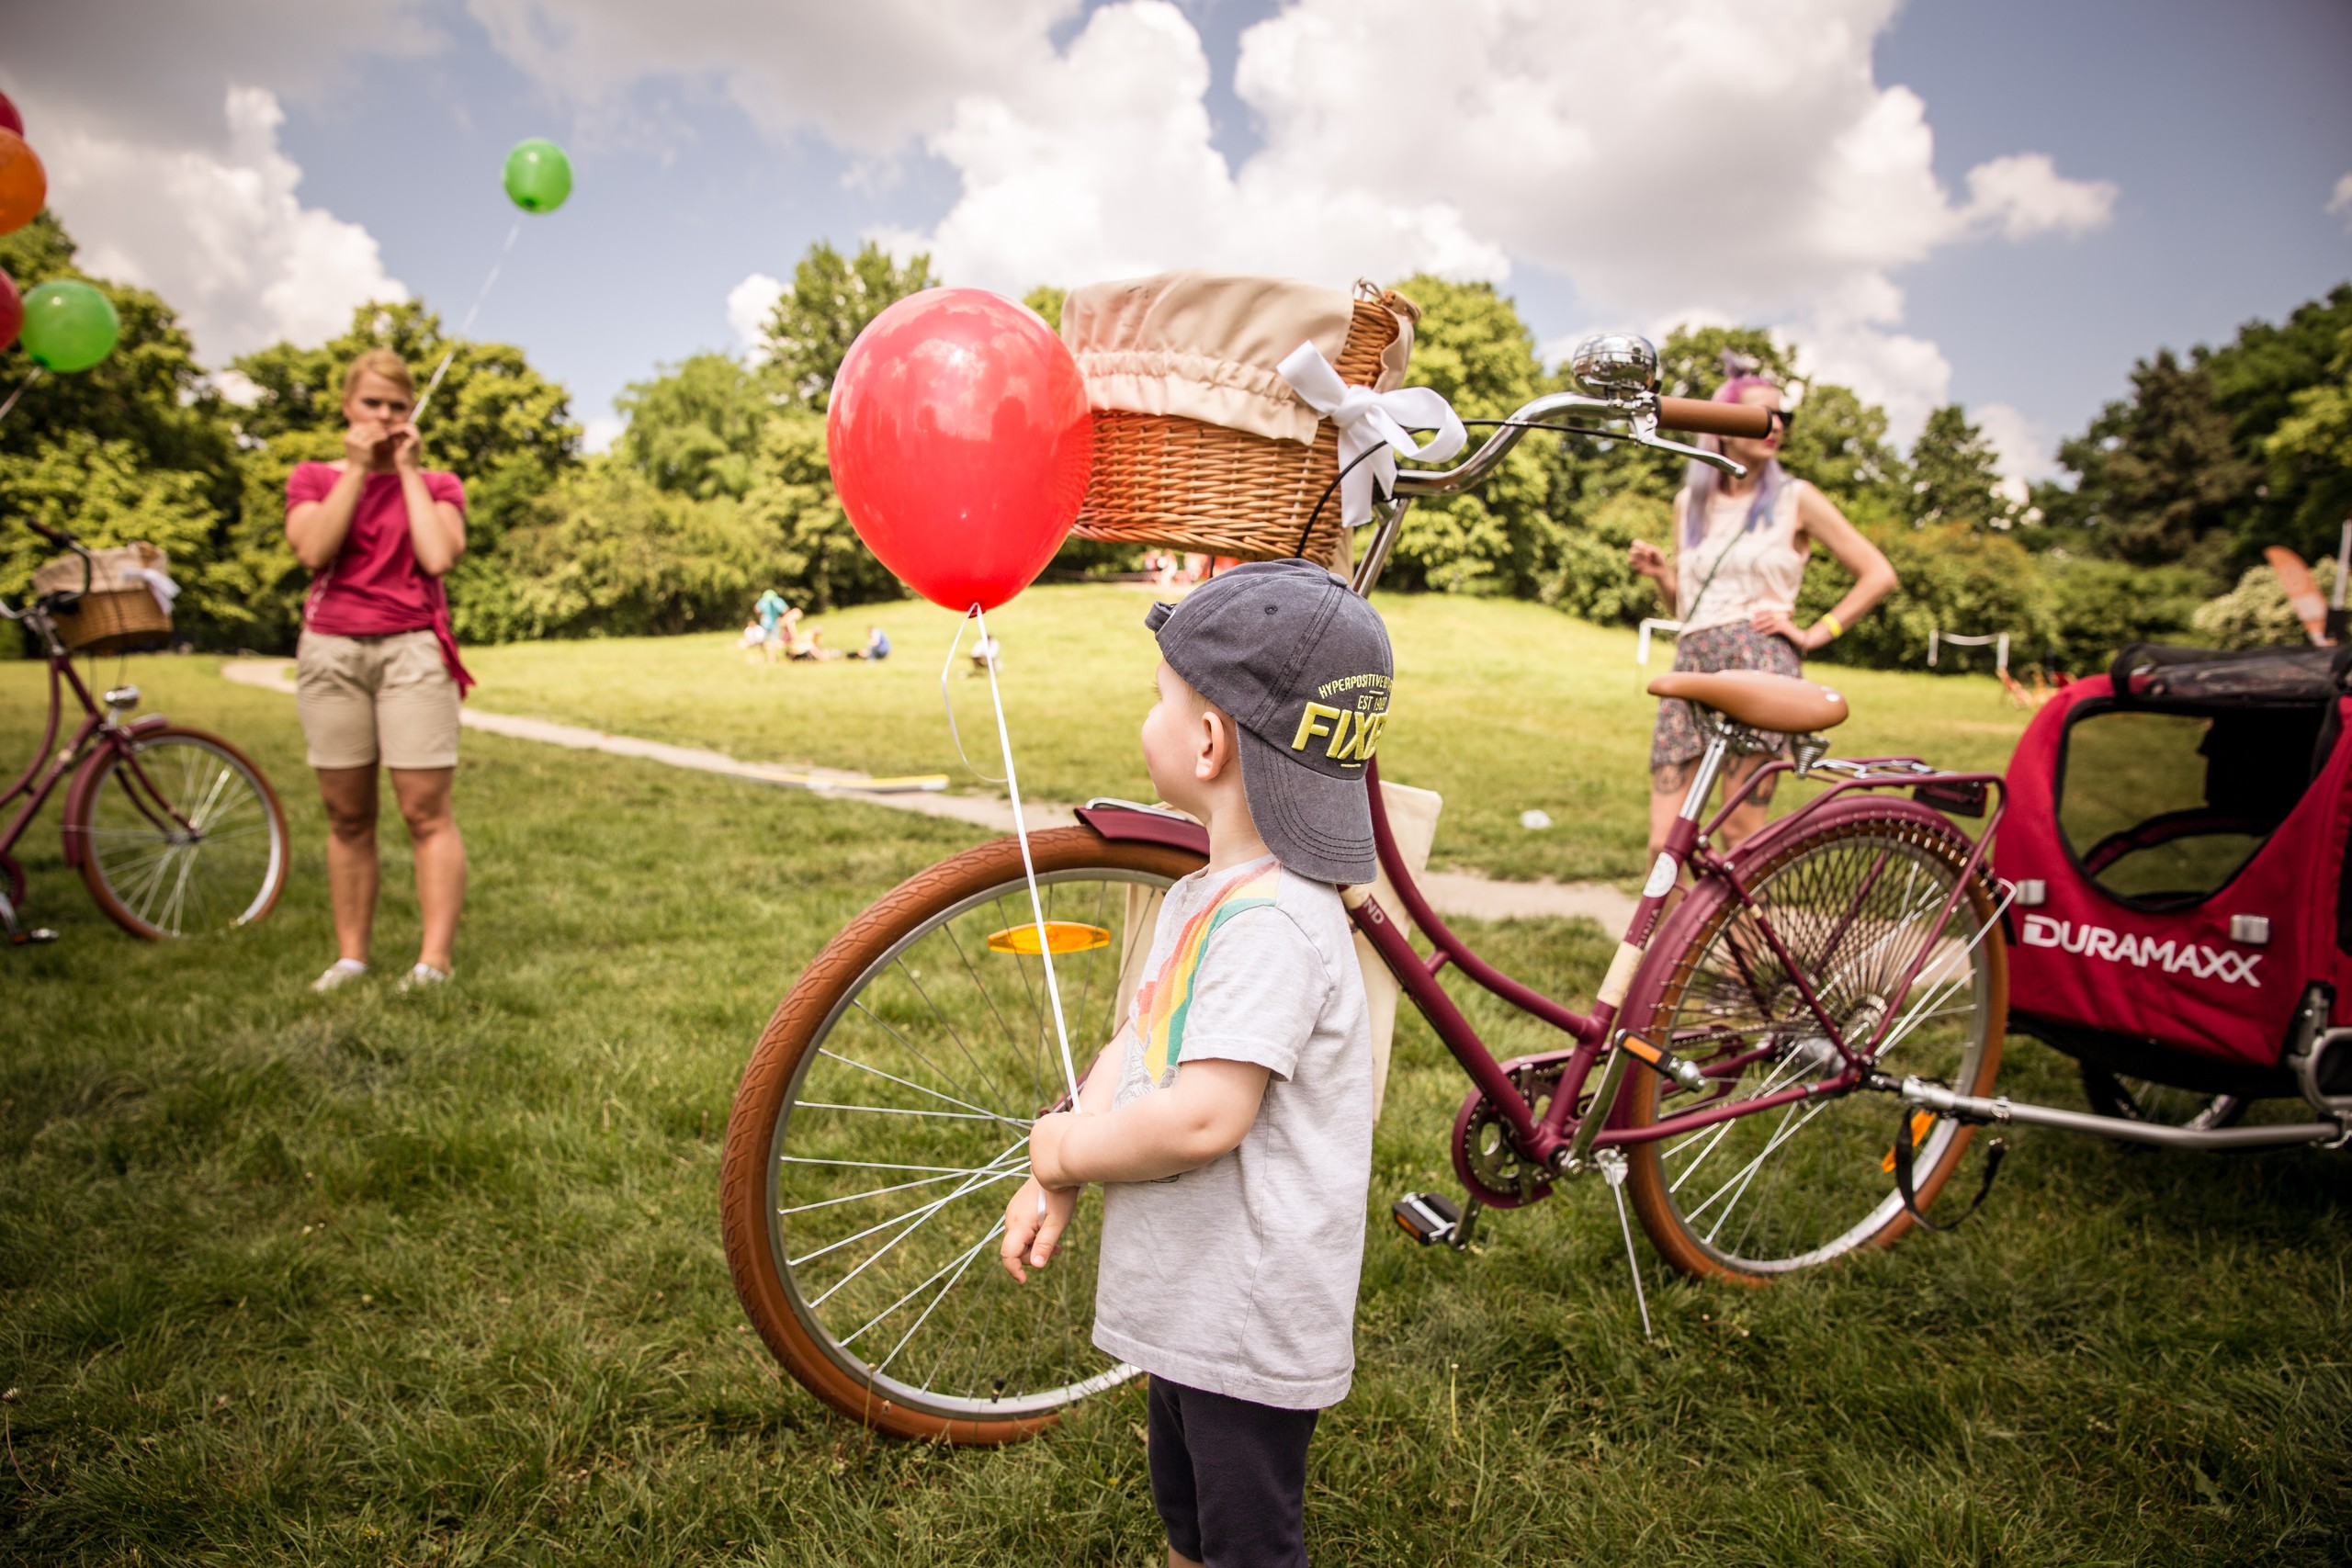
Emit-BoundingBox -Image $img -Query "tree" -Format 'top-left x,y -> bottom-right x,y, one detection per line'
0,213 -> 245,643
1906,404 -> 2008,529
2045,349 -> 2252,579
2261,321 -> 2352,562
616,353 -> 768,501
758,242 -> 936,412
1023,285 -> 1068,331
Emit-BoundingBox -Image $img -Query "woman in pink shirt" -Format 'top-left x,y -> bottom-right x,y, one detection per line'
284,349 -> 473,993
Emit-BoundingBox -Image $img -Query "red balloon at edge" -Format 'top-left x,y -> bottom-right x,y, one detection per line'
827,288 -> 1092,614
0,92 -> 19,140
0,267 -> 19,355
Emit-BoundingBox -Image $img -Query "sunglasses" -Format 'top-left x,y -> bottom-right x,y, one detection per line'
1763,408 -> 1795,435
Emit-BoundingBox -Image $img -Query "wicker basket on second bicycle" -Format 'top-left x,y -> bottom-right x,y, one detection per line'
1061,271 -> 1419,567
31,541 -> 175,656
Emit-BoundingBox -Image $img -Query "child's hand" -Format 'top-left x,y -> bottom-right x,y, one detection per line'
1001,1178 -> 1076,1283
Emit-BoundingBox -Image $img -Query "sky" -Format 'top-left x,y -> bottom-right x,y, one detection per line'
6,0 -> 2348,477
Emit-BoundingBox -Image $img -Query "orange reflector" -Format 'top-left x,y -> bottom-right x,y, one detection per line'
1881,1111 -> 1938,1172
986,921 -> 1113,956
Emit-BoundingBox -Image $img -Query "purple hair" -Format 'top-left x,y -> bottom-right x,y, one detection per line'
1680,374 -> 1787,548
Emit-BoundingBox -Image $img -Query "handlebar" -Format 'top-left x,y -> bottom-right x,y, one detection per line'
1391,387 -> 1749,502
1657,398 -> 1773,439
4,517 -> 93,623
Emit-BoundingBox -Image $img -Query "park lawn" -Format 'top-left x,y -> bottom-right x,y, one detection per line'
459,584 -> 2035,885
0,652 -> 2346,1565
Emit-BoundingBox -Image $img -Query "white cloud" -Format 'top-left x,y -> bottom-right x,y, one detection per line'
581,413 -> 626,454
38,88 -> 407,363
874,0 -> 2115,445
2331,173 -> 2352,231
1961,153 -> 2118,242
1973,401 -> 2062,483
457,0 -> 1077,154
727,272 -> 786,361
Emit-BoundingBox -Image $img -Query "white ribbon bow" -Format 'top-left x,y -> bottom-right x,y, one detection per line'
1277,341 -> 1467,530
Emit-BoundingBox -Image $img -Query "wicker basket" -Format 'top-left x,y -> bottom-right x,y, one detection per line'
32,542 -> 174,656
1071,289 -> 1409,565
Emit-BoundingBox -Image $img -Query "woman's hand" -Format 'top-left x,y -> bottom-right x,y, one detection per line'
1000,1177 -> 1077,1282
1628,539 -> 1668,581
343,419 -> 386,471
1750,608 -> 1827,652
388,422 -> 423,475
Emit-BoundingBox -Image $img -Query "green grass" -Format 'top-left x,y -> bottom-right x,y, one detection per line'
461,585 -> 2036,884
2,621 -> 2347,1565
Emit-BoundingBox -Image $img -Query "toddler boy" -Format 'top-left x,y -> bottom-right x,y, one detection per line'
1003,558 -> 1391,1568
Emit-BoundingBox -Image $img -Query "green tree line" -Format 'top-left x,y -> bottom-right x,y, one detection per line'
6,205 -> 2345,671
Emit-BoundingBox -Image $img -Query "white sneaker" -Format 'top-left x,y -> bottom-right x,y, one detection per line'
311,958 -> 368,994
396,962 -> 451,993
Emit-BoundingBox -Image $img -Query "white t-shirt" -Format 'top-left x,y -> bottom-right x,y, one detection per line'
1091,856 -> 1374,1410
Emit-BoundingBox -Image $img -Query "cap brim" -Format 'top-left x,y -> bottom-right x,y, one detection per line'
1235,726 -> 1377,887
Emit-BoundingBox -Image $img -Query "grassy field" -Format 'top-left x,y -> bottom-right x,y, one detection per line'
2,619 -> 2348,1565
461,585 -> 2035,884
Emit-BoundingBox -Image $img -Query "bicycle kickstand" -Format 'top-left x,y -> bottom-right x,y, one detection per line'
1594,1148 -> 1653,1340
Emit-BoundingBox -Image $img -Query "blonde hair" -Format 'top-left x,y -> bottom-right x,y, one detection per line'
341,348 -> 415,402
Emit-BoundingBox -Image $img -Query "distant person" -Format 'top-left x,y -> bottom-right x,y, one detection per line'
969,633 -> 1002,675
1627,374 -> 1896,860
753,588 -> 790,662
852,625 -> 891,661
284,348 -> 471,994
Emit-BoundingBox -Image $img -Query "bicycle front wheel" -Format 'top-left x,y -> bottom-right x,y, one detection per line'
1619,798 -> 2007,1281
719,827 -> 1204,1443
71,727 -> 289,941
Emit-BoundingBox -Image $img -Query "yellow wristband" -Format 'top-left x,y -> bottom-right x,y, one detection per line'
1818,612 -> 1845,640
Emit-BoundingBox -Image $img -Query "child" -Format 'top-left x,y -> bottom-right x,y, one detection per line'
1003,558 -> 1390,1568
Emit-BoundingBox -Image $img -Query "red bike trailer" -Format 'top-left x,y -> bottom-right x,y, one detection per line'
1959,640 -> 2352,1141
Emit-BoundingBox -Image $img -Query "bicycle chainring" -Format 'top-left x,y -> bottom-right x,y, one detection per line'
1450,1051 -> 1580,1210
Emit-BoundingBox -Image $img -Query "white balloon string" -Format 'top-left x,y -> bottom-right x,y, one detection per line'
972,601 -> 1080,1112
413,220 -> 523,426
937,607 -> 1007,784
0,366 -> 43,425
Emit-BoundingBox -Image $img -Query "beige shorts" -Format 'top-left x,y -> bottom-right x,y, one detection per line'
296,629 -> 461,771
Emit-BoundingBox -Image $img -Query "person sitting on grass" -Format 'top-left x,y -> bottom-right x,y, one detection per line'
851,624 -> 890,661
1003,559 -> 1386,1568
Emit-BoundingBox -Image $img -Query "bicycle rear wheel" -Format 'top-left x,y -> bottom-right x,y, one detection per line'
1618,799 -> 2007,1281
719,828 -> 1204,1443
72,727 -> 288,941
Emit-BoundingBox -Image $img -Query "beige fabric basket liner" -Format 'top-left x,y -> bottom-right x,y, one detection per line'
1061,270 -> 1417,446
32,541 -> 169,599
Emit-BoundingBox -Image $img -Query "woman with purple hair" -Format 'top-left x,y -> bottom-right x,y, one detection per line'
1628,373 -> 1896,861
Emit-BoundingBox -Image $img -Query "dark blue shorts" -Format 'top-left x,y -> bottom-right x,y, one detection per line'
1146,1375 -> 1321,1568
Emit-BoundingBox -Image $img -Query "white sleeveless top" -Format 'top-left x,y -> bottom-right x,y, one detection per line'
1672,478 -> 1810,633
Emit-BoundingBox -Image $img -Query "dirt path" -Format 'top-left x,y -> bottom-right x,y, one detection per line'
220,659 -> 1636,930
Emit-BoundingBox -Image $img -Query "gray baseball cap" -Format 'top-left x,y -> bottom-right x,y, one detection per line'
1145,559 -> 1394,886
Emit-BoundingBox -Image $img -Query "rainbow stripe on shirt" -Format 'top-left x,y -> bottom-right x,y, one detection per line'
1132,861 -> 1283,1085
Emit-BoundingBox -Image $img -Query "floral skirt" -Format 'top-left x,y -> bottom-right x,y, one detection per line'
1649,621 -> 1803,771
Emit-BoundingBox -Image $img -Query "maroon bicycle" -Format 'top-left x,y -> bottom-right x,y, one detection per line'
718,358 -> 2013,1444
2,518 -> 288,944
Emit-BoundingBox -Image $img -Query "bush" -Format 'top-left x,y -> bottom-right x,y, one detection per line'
2190,558 -> 2335,649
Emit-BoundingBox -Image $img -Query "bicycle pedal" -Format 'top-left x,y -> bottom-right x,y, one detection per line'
1617,1031 -> 1709,1092
1392,1191 -> 1464,1247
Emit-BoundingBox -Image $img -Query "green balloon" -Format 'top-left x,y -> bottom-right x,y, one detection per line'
19,280 -> 119,373
503,138 -> 572,214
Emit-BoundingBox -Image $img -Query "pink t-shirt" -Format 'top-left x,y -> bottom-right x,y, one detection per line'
287,462 -> 473,694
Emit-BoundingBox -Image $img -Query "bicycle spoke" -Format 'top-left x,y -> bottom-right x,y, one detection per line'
872,1219 -> 1006,1372
818,1048 -> 1029,1124
796,1100 -> 1024,1123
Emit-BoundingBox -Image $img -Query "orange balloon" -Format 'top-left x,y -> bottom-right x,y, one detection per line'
0,130 -> 46,236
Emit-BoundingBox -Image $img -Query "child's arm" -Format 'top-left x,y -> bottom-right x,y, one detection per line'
1000,1034 -> 1124,1282
1030,1059 -> 1269,1186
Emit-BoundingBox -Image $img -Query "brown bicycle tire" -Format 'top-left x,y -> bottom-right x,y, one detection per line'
1617,800 -> 2008,1284
719,826 -> 1204,1444
73,726 -> 290,942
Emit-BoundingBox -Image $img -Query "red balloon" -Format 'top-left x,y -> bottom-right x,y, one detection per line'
0,92 -> 20,139
827,288 -> 1091,613
0,267 -> 19,355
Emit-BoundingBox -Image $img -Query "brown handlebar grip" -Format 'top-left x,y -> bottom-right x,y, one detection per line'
1656,398 -> 1773,439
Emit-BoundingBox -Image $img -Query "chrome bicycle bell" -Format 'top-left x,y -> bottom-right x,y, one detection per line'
1570,333 -> 1659,398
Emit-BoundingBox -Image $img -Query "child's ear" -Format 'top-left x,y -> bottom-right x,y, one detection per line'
1196,706 -> 1234,783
